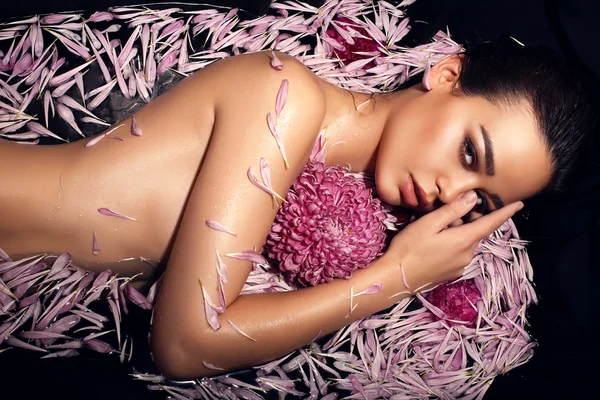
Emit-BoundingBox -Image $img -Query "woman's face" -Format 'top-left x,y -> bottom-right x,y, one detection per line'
375,55 -> 553,217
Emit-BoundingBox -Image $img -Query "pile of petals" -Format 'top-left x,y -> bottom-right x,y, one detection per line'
0,250 -> 157,362
131,217 -> 538,400
0,0 -> 461,144
0,1 -> 539,399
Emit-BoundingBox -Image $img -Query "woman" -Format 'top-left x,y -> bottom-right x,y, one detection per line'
0,37 -> 594,379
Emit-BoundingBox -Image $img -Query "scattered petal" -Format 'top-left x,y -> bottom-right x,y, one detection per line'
353,283 -> 383,297
198,280 -> 222,330
422,57 -> 431,91
97,207 -> 141,222
247,166 -> 286,202
205,220 -> 236,236
126,116 -> 142,138
227,319 -> 256,342
202,361 -> 225,371
270,51 -> 283,70
400,263 -> 410,289
266,113 -> 289,169
92,230 -> 100,255
223,250 -> 267,265
275,79 -> 288,119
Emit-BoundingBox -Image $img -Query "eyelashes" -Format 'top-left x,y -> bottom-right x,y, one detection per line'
459,137 -> 488,213
459,137 -> 477,170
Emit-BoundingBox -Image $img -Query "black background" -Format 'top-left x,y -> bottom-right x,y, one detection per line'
1,1 -> 599,399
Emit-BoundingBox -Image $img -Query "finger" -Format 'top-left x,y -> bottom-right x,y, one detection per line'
421,191 -> 479,232
457,201 -> 524,241
448,219 -> 464,228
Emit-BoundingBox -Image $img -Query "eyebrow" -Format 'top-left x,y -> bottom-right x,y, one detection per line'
479,124 -> 505,211
480,124 -> 495,176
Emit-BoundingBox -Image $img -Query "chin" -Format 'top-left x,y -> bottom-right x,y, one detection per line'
374,179 -> 399,206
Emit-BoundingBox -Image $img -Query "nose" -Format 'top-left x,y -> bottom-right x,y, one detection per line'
435,175 -> 475,205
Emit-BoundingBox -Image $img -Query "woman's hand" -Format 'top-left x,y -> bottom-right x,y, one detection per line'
382,191 -> 524,292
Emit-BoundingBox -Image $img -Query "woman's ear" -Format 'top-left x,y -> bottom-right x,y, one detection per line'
427,54 -> 463,90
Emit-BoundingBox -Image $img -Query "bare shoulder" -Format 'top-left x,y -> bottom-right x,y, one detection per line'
190,51 -> 326,116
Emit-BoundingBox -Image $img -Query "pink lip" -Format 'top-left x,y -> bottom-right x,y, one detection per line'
412,177 -> 430,207
400,175 -> 419,207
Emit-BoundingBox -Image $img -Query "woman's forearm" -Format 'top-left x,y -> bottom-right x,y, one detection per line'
171,255 -> 406,379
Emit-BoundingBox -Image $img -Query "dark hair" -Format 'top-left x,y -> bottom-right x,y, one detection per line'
452,35 -> 598,192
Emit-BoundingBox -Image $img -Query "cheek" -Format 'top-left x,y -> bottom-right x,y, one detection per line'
374,128 -> 408,205
374,165 -> 401,206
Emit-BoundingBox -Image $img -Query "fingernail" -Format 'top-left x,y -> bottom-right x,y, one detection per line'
516,202 -> 524,211
460,191 -> 477,205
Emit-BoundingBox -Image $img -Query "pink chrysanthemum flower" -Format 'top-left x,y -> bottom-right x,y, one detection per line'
425,279 -> 483,327
265,161 -> 389,287
326,17 -> 382,67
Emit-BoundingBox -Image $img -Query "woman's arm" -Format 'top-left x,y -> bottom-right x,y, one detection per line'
149,51 -> 412,379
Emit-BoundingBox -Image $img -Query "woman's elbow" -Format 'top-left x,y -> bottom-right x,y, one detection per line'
151,326 -> 219,380
151,333 -> 190,379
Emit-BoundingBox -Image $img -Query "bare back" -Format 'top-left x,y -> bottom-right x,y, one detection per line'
0,51 -> 351,289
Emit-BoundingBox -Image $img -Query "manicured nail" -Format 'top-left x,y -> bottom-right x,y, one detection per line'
461,191 -> 477,204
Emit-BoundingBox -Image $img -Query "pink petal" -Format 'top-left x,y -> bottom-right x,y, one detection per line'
84,338 -> 116,354
112,48 -> 130,99
88,11 -> 114,23
275,79 -> 288,118
58,95 -> 98,119
84,133 -> 108,147
117,25 -> 141,66
86,25 -> 111,84
348,375 -> 368,399
216,264 -> 227,309
400,263 -> 410,289
227,319 -> 256,342
26,122 -> 68,142
354,283 -> 383,297
266,113 -> 289,169
43,90 -> 53,127
259,157 -> 278,207
223,250 -> 267,265
131,116 -> 142,136
422,58 -> 431,91
87,80 -> 117,110
92,230 -> 100,255
84,123 -> 124,147
205,220 -> 236,236
247,166 -> 286,202
5,336 -> 48,353
124,284 -> 153,310
107,297 -> 122,349
97,207 -> 140,222
198,280 -> 222,330
202,361 -> 225,371
140,24 -> 150,63
19,331 -> 70,340
56,103 -> 84,137
49,58 -> 94,87
75,72 -> 85,103
270,51 -> 283,70
41,14 -> 75,24
213,250 -> 228,285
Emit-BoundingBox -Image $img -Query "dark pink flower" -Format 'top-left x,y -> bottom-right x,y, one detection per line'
265,161 -> 388,287
326,17 -> 382,68
425,280 -> 482,327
